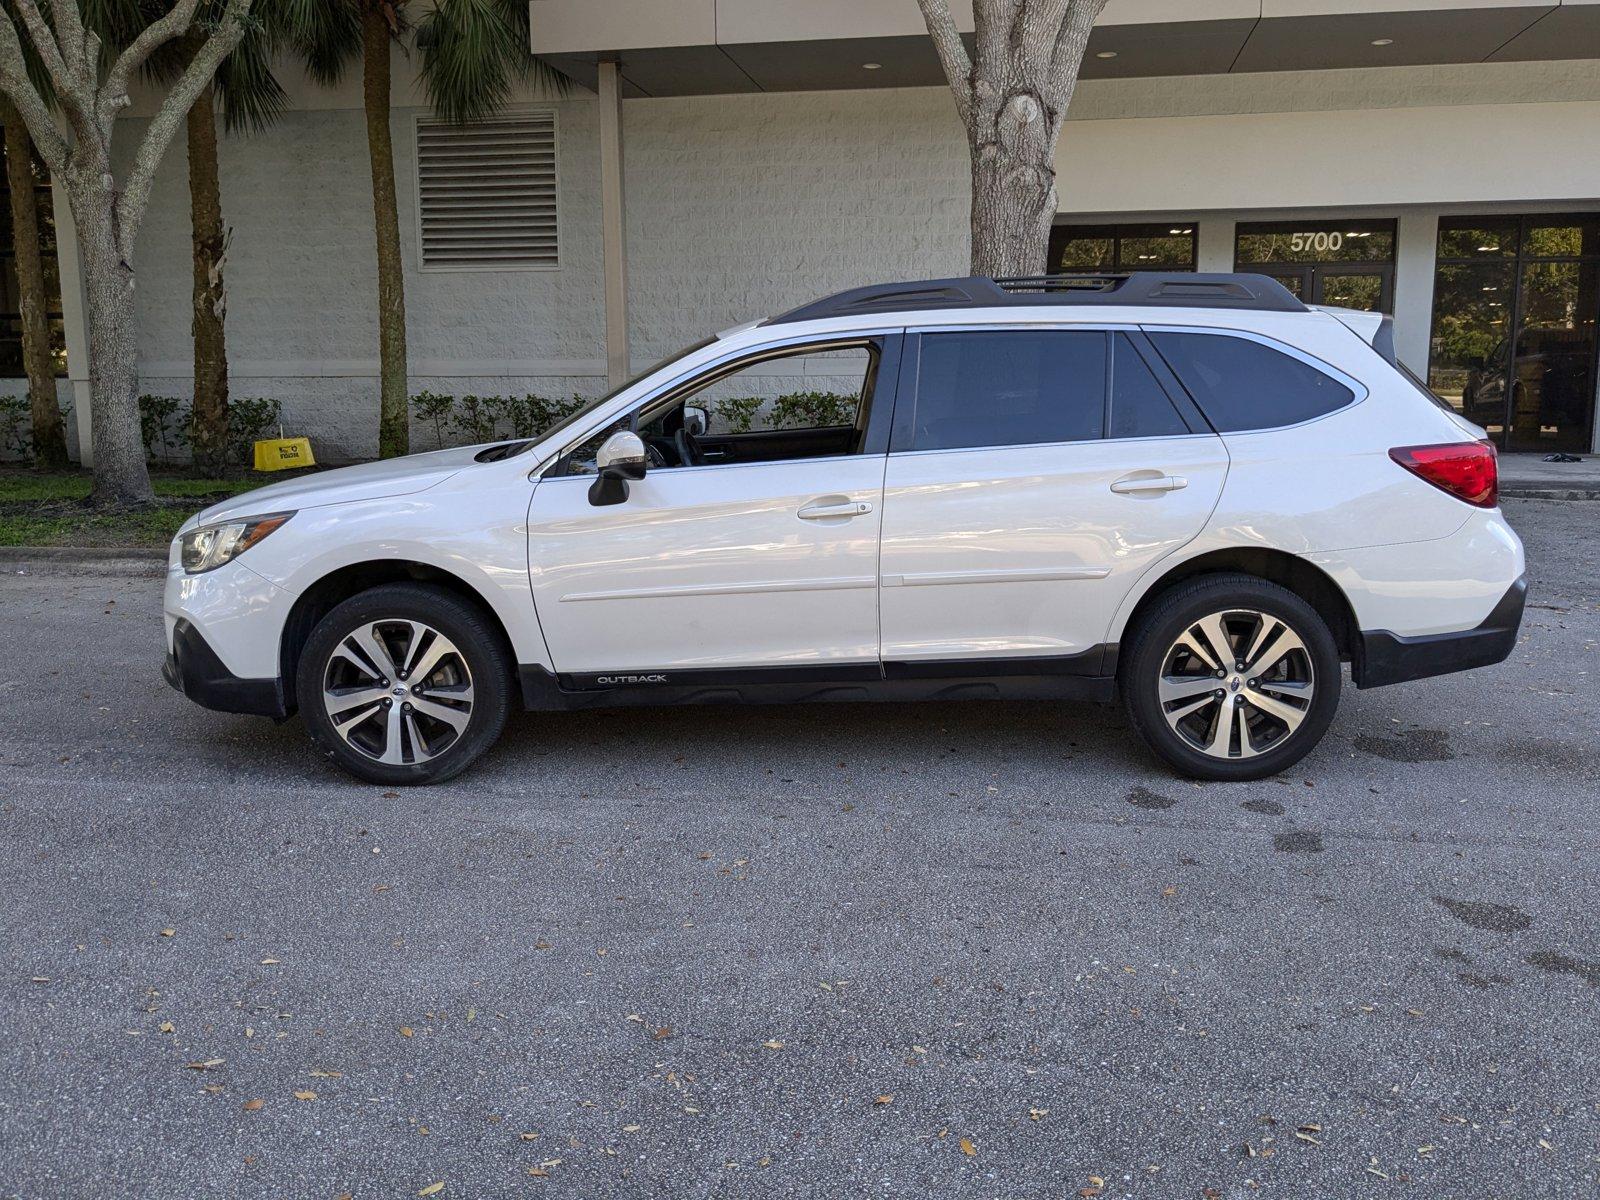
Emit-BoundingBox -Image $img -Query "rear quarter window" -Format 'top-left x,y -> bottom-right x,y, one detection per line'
1148,331 -> 1355,432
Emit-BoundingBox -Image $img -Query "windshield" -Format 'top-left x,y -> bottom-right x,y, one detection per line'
525,336 -> 718,451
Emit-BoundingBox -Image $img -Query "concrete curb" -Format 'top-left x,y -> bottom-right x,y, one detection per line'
1501,486 -> 1600,501
0,545 -> 167,577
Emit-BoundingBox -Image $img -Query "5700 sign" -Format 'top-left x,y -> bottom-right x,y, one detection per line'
1289,231 -> 1344,254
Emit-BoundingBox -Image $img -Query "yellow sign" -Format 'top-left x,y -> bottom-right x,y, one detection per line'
253,436 -> 316,472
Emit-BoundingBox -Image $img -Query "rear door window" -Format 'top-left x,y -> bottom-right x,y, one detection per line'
910,330 -> 1106,451
1148,331 -> 1355,432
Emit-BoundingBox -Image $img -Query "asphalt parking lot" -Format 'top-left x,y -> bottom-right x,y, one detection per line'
2,497 -> 1597,1199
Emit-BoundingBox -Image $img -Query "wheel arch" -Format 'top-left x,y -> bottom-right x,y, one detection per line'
1115,547 -> 1360,667
278,560 -> 519,714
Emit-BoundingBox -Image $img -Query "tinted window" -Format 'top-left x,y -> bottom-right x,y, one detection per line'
912,331 -> 1105,451
1149,332 -> 1355,431
1110,334 -> 1189,439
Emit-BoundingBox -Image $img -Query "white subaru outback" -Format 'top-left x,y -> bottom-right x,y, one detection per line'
164,273 -> 1525,785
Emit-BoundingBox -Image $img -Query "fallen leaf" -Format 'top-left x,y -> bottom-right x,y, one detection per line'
399,1026 -> 414,1038
418,1185 -> 445,1197
185,1059 -> 224,1071
652,1027 -> 673,1040
762,1039 -> 784,1050
242,1099 -> 264,1111
873,1094 -> 893,1106
519,1132 -> 540,1141
294,1090 -> 317,1101
260,958 -> 281,966
959,1137 -> 976,1157
158,1021 -> 175,1033
1539,1139 -> 1554,1152
160,929 -> 176,938
621,1124 -> 641,1133
1029,1107 -> 1049,1121
527,1169 -> 548,1178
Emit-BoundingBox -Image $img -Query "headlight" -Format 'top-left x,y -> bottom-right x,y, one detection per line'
180,512 -> 294,574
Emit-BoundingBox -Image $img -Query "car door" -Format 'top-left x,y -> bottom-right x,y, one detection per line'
525,334 -> 900,679
878,327 -> 1228,671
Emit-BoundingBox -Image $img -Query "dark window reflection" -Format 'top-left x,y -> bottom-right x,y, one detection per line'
1430,215 -> 1599,452
1051,223 -> 1197,273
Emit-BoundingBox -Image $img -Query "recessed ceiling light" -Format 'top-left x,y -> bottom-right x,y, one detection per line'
862,62 -> 882,70
1370,38 -> 1394,46
1095,50 -> 1118,59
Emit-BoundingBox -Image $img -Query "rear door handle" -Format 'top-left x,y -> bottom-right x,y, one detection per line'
798,500 -> 873,520
1110,474 -> 1188,495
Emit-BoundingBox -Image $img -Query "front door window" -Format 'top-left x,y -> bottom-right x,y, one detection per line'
1235,219 -> 1397,313
1428,215 -> 1600,453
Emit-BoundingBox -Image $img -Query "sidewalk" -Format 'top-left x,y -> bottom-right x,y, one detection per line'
1499,452 -> 1600,500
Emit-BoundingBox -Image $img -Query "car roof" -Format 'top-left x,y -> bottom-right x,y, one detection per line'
765,273 -> 1307,327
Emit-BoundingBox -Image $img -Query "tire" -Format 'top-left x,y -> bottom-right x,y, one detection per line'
1120,573 -> 1340,782
297,583 -> 513,785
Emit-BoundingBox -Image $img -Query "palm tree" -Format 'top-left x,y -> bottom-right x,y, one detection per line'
92,1 -> 289,476
0,92 -> 66,468
281,0 -> 563,458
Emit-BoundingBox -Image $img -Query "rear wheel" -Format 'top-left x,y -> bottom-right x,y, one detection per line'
1121,574 -> 1340,781
297,583 -> 512,785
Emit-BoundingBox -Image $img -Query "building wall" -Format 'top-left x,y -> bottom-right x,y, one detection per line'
108,57 -> 1600,459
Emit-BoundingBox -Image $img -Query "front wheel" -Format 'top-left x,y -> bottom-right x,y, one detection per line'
1121,574 -> 1341,782
297,583 -> 513,785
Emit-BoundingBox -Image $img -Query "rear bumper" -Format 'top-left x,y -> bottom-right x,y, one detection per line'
1354,575 -> 1526,689
163,618 -> 287,718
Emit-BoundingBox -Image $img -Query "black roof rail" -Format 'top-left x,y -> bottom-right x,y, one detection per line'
764,272 -> 1308,325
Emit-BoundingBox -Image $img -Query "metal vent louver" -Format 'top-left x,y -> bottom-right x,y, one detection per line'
416,113 -> 557,269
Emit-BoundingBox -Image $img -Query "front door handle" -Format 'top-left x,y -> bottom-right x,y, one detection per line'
1110,474 -> 1189,495
798,500 -> 873,520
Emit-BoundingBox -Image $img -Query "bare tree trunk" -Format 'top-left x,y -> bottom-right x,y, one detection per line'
186,81 -> 230,477
0,97 -> 67,469
918,0 -> 1105,278
73,174 -> 155,507
967,112 -> 1059,279
362,5 -> 408,459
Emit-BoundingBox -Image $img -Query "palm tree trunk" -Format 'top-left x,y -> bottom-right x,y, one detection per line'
1,98 -> 68,470
186,82 -> 230,477
362,4 -> 408,459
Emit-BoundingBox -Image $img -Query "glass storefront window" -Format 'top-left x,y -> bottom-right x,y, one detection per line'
1235,220 -> 1396,266
1430,214 -> 1600,453
1050,223 -> 1197,273
1234,219 -> 1397,312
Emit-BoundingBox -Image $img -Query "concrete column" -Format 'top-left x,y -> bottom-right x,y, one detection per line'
50,181 -> 93,466
598,59 -> 630,388
1197,217 -> 1236,274
1392,208 -> 1438,377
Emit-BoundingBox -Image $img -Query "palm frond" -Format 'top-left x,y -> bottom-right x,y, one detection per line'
215,9 -> 286,133
275,0 -> 359,87
415,0 -> 566,126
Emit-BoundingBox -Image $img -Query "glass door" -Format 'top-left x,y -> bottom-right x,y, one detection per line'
1235,219 -> 1397,313
1429,216 -> 1600,453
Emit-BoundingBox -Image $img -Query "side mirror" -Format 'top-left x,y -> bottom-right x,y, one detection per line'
683,404 -> 709,436
588,429 -> 647,506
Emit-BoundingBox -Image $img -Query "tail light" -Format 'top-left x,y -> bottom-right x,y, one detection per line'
1388,440 -> 1498,508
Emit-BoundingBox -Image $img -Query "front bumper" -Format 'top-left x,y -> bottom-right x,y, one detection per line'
163,618 -> 287,717
1354,575 -> 1527,689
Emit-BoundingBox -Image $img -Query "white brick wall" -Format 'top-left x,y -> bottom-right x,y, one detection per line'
116,86 -> 969,461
